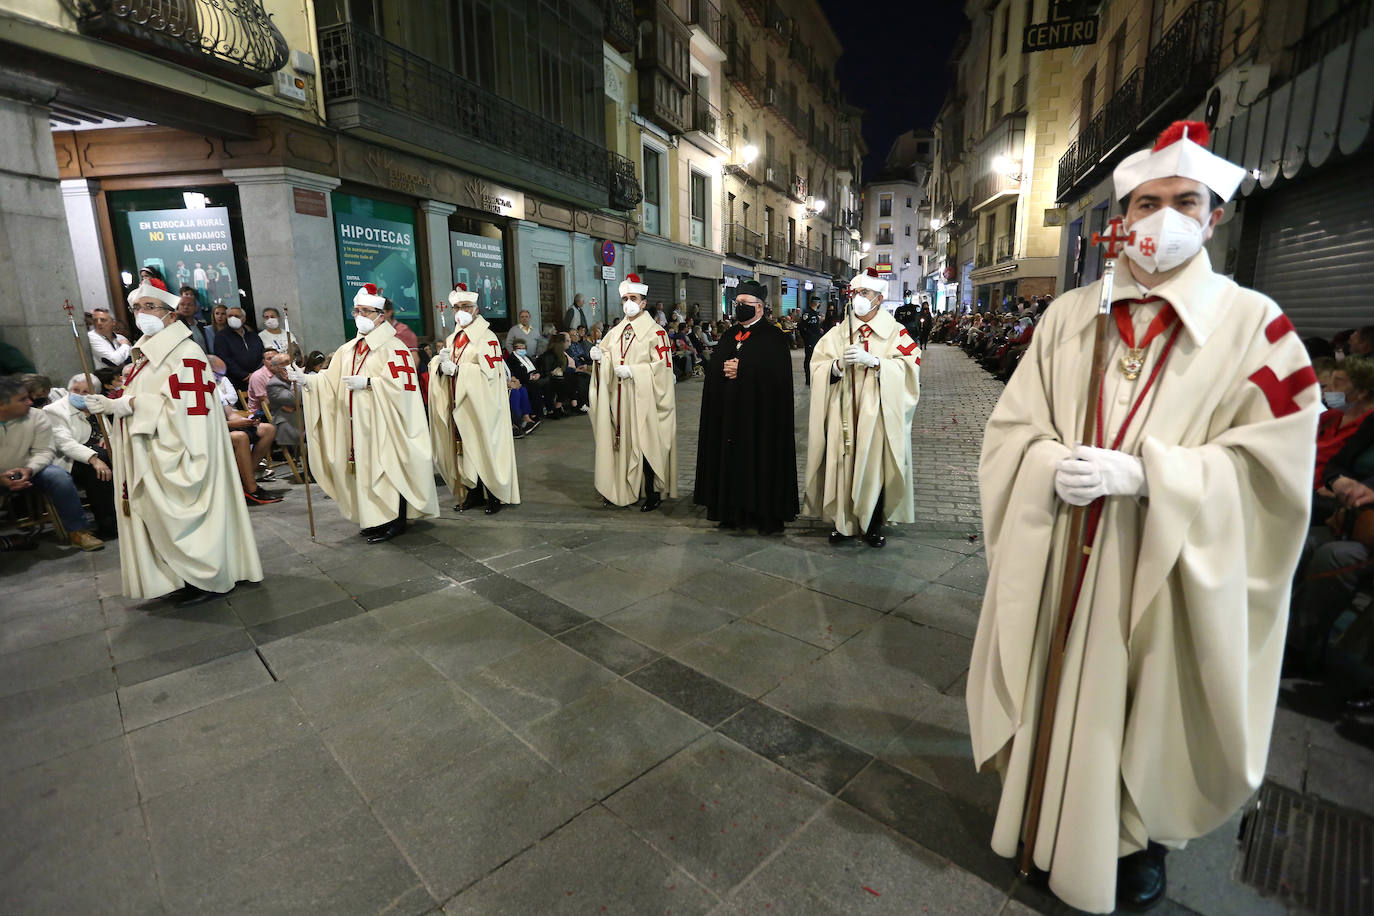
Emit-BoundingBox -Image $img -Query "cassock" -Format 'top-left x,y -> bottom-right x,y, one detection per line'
426,313 -> 520,505
694,319 -> 797,529
105,321 -> 262,598
968,250 -> 1319,912
302,321 -> 439,529
588,310 -> 678,506
803,307 -> 922,535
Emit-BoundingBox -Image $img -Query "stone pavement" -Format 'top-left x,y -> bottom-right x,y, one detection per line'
1,344 -> 1369,915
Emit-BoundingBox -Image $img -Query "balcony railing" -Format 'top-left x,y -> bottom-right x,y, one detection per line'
609,151 -> 643,211
765,1 -> 791,42
762,157 -> 790,191
995,234 -> 1015,262
688,93 -> 726,146
725,40 -> 765,106
687,0 -> 723,49
317,23 -> 608,194
60,0 -> 288,87
737,0 -> 764,25
972,113 -> 1026,209
1056,0 -> 1222,201
1290,0 -> 1372,74
875,230 -> 894,245
726,223 -> 762,259
765,232 -> 787,262
975,241 -> 994,268
603,0 -> 635,53
830,257 -> 848,277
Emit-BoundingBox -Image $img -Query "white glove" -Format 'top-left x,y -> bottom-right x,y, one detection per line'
438,350 -> 458,377
614,365 -> 633,380
1054,444 -> 1148,506
84,394 -> 134,417
589,345 -> 604,362
343,375 -> 370,391
843,345 -> 881,369
285,364 -> 310,388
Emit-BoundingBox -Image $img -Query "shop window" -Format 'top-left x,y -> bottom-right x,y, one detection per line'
448,213 -> 510,324
331,192 -> 421,338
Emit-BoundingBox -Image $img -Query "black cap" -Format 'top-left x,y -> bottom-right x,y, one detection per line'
736,279 -> 768,301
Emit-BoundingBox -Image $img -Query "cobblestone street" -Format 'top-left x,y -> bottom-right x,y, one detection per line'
1,345 -> 1369,915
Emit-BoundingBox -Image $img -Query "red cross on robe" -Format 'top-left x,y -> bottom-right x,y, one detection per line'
388,350 -> 417,391
167,358 -> 215,416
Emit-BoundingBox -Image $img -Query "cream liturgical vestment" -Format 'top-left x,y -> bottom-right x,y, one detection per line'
108,322 -> 262,598
426,314 -> 520,504
588,310 -> 678,505
803,307 -> 922,535
303,321 -> 439,529
968,250 -> 1319,913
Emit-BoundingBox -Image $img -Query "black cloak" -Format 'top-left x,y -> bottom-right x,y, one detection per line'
693,320 -> 799,529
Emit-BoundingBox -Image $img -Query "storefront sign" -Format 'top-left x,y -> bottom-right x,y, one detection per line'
338,138 -> 526,221
464,178 -> 519,218
332,193 -> 420,332
127,207 -> 240,310
601,265 -> 616,281
1024,0 -> 1098,52
450,231 -> 508,320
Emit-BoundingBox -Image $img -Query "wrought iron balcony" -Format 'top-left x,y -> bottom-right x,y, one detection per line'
1289,0 -> 1372,75
765,232 -> 788,262
609,151 -> 643,211
1055,0 -> 1222,202
995,234 -> 1015,262
603,0 -> 636,54
60,0 -> 287,87
737,0 -> 764,25
762,157 -> 790,191
317,23 -> 609,205
687,0 -> 723,50
876,230 -> 894,245
975,241 -> 994,269
687,93 -> 727,149
726,223 -> 763,260
765,1 -> 791,42
725,40 -> 766,107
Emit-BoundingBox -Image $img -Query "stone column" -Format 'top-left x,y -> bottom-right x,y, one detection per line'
0,95 -> 85,380
222,167 -> 343,354
61,179 -> 113,316
419,200 -> 456,329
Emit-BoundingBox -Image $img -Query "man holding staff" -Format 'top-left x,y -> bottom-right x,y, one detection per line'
427,283 -> 519,515
968,121 -> 1319,912
803,268 -> 922,548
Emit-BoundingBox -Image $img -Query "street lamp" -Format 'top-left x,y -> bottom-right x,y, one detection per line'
804,196 -> 826,219
930,217 -> 943,230
992,154 -> 1024,182
741,144 -> 759,165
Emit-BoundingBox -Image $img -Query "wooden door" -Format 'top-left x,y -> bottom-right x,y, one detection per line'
537,263 -> 563,331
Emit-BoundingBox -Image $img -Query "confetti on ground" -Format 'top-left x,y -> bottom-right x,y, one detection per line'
863,885 -> 881,896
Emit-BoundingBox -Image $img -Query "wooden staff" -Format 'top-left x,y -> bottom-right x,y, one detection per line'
1018,218 -> 1135,876
843,290 -> 860,528
436,299 -> 464,494
284,308 -> 315,540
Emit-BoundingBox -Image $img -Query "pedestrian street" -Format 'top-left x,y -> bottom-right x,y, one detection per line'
1,345 -> 1370,915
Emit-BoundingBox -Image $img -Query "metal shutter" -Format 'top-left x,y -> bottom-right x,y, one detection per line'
683,276 -> 717,321
639,269 -> 676,312
1251,159 -> 1374,339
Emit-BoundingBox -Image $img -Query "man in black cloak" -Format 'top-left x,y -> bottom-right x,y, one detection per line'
693,280 -> 798,534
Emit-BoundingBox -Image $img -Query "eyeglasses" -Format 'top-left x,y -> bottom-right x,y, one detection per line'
131,304 -> 172,314
351,307 -> 381,317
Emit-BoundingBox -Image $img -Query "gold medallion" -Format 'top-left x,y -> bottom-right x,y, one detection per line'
1119,349 -> 1145,381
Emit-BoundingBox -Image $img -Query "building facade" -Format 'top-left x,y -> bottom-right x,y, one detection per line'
863,128 -> 936,307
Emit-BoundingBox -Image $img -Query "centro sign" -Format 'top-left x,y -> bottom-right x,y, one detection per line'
1023,0 -> 1099,52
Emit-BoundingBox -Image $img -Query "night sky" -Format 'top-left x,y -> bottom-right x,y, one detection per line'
818,0 -> 968,176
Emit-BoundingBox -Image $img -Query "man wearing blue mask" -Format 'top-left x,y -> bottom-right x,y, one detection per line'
970,121 -> 1320,913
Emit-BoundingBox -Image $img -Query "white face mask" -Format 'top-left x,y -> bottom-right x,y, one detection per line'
623,300 -> 641,319
354,315 -> 375,335
456,309 -> 474,328
135,313 -> 166,338
227,316 -> 243,330
265,317 -> 279,330
1124,207 -> 1206,274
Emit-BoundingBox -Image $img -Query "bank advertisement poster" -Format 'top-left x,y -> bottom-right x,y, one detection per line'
127,207 -> 241,310
332,193 -> 420,335
449,231 -> 508,319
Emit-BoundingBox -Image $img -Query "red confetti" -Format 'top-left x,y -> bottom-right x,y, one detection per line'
863,886 -> 881,896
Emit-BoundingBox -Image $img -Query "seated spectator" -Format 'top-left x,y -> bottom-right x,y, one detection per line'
666,321 -> 695,380
304,350 -> 328,373
567,327 -> 591,366
208,355 -> 238,408
43,373 -> 117,539
88,307 -> 132,370
203,302 -> 229,354
0,375 -> 103,550
1346,325 -> 1374,357
220,393 -> 283,506
505,309 -> 544,357
213,305 -> 264,392
382,300 -> 419,354
21,374 -> 59,405
1315,356 -> 1374,489
258,306 -> 291,355
175,286 -> 209,351
263,353 -> 302,449
538,332 -> 589,415
505,339 -> 551,418
508,375 -> 539,438
138,265 -> 168,291
246,348 -> 280,413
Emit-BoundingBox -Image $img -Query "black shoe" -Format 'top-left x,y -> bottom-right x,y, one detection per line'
640,493 -> 663,512
174,585 -> 227,608
244,488 -> 284,506
512,424 -> 527,440
1116,843 -> 1167,912
366,521 -> 404,544
863,532 -> 886,548
460,486 -> 485,511
523,418 -> 541,435
96,524 -> 120,541
828,529 -> 853,545
484,497 -> 503,515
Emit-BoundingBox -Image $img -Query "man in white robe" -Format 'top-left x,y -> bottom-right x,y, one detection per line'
968,121 -> 1320,913
587,273 -> 678,510
427,283 -> 519,515
291,284 -> 438,543
86,282 -> 262,607
803,268 -> 922,547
